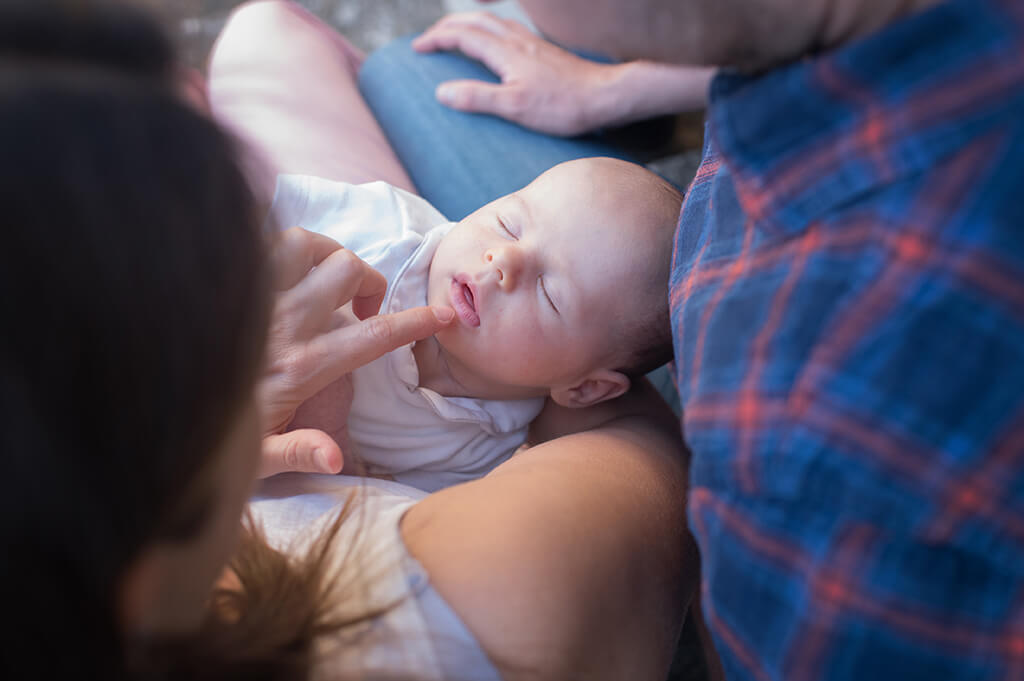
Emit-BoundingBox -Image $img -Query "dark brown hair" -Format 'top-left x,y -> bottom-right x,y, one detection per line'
0,0 -> 273,677
133,505 -> 395,681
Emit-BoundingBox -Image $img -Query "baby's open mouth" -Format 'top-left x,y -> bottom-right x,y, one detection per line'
450,278 -> 480,328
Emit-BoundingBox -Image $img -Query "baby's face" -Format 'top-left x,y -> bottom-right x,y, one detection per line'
426,158 -> 667,396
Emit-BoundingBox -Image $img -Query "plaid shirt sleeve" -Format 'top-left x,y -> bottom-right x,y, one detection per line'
670,0 -> 1024,679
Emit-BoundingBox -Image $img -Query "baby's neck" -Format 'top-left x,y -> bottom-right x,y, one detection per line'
412,337 -> 548,402
412,336 -> 470,397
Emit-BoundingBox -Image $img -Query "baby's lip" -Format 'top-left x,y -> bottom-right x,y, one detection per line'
449,275 -> 480,328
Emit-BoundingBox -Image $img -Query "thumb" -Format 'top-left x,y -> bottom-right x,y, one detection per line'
436,80 -> 524,119
260,429 -> 344,478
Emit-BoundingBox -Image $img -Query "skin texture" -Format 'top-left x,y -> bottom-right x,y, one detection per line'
415,157 -> 679,406
412,12 -> 714,136
512,0 -> 942,69
402,379 -> 697,681
412,0 -> 944,140
260,227 -> 455,476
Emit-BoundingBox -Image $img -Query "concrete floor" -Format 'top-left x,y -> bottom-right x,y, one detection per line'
170,2 -> 707,678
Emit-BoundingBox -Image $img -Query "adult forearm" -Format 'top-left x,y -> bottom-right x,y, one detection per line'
587,61 -> 714,129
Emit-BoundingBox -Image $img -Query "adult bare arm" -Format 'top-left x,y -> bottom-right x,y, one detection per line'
259,227 -> 454,477
526,375 -> 669,445
413,12 -> 714,136
402,380 -> 696,681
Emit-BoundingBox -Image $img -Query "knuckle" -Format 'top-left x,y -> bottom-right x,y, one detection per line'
456,85 -> 478,109
279,347 -> 312,384
281,225 -> 313,250
361,316 -> 395,344
327,246 -> 360,273
503,87 -> 530,117
273,292 -> 302,322
282,438 -> 302,469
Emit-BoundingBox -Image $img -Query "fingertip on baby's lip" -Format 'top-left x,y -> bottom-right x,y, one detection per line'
432,306 -> 456,323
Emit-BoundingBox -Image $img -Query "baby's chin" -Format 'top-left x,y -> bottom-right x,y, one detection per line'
432,326 -> 473,364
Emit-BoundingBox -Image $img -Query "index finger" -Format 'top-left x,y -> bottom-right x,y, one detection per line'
278,247 -> 388,341
302,305 -> 455,392
415,11 -> 509,43
271,227 -> 347,291
412,25 -> 515,79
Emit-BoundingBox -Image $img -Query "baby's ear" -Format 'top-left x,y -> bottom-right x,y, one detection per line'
550,369 -> 631,409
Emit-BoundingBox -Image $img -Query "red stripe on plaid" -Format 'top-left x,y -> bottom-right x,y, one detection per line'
786,526 -> 877,681
735,224 -> 823,493
698,482 -> 1024,660
816,61 -> 894,182
694,156 -> 721,184
684,395 -> 787,425
949,245 -> 1024,320
669,235 -> 709,311
792,135 -> 992,413
789,256 -> 913,415
685,391 -> 942,485
685,220 -> 876,291
805,566 -> 1024,655
701,578 -> 776,681
691,486 -> 806,571
799,397 -> 938,482
729,50 -> 1024,228
688,220 -> 756,397
928,408 -> 1024,543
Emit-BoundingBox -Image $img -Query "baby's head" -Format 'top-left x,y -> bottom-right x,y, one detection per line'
427,157 -> 681,407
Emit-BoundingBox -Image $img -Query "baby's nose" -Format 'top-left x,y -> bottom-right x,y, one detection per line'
485,245 -> 523,290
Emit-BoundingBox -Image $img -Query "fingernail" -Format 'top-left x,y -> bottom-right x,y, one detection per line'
433,306 -> 455,323
313,448 -> 332,473
436,84 -> 454,104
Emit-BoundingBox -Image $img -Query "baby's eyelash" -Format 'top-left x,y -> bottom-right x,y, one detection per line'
539,276 -> 559,314
497,216 -> 517,239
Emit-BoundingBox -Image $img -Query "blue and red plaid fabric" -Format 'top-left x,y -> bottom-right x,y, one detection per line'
670,0 -> 1024,678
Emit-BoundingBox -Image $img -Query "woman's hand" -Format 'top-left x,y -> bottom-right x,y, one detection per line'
413,12 -> 714,136
258,227 -> 454,477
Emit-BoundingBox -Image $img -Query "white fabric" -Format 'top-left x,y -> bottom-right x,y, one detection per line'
251,474 -> 502,681
270,176 -> 544,491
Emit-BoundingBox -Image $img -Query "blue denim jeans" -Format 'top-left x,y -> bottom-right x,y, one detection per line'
358,36 -> 634,221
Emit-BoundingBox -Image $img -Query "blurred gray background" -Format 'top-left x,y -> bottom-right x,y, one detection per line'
170,2 -> 708,677
170,0 -> 701,189
172,0 -> 526,68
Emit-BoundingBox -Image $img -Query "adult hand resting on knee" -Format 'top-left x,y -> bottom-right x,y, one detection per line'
258,227 -> 455,477
412,11 -> 714,136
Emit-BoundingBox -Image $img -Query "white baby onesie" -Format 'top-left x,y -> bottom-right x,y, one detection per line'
270,176 -> 544,492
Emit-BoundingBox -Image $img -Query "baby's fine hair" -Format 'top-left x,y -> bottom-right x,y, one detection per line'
612,169 -> 683,378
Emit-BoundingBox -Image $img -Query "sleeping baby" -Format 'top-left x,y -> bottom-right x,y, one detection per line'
272,157 -> 682,491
